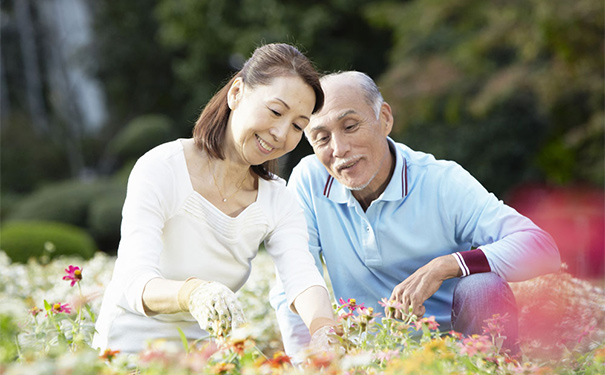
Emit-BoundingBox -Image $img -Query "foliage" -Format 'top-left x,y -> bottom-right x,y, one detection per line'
90,0 -> 186,131
8,179 -> 109,225
107,114 -> 176,166
0,250 -> 603,374
0,221 -> 96,263
87,188 -> 126,253
366,0 -> 604,195
6,179 -> 126,253
0,113 -> 72,195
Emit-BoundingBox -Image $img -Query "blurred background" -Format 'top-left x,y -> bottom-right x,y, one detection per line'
1,0 -> 603,280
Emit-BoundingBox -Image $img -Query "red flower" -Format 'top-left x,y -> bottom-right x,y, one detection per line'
262,351 -> 292,369
62,265 -> 82,287
100,348 -> 120,362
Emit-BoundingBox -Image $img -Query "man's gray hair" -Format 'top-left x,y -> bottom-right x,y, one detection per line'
321,71 -> 384,119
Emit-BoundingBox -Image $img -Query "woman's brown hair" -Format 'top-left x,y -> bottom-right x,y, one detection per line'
192,43 -> 324,180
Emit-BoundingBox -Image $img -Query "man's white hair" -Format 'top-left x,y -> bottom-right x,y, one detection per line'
320,71 -> 384,119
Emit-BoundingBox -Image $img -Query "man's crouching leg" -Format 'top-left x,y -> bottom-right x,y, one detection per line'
451,272 -> 520,355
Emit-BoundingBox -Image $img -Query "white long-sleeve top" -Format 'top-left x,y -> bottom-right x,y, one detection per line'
93,139 -> 327,354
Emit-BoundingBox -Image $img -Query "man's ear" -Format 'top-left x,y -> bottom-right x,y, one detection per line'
380,102 -> 394,136
227,78 -> 244,110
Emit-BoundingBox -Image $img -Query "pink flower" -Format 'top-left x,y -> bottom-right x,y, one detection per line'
378,298 -> 404,318
338,297 -> 361,312
29,306 -> 43,317
51,302 -> 72,314
482,313 -> 509,337
414,316 -> 440,331
375,349 -> 400,364
62,265 -> 82,287
459,334 -> 493,356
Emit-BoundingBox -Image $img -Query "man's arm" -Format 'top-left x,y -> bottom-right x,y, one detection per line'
389,254 -> 462,319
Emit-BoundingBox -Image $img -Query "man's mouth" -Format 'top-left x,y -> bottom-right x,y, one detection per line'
335,157 -> 361,172
256,134 -> 274,153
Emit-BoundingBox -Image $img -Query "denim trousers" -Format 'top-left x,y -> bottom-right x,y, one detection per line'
451,272 -> 520,354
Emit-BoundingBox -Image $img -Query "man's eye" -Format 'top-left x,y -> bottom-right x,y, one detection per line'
314,135 -> 329,145
345,122 -> 359,131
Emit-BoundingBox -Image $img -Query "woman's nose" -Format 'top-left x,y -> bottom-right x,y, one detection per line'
269,121 -> 289,142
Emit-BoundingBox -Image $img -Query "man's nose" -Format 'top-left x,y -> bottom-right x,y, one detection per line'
331,133 -> 350,158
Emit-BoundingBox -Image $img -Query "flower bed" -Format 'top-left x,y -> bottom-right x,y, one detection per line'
0,250 -> 603,374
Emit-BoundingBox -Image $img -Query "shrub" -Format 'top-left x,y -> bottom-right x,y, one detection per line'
87,187 -> 126,253
7,180 -> 107,226
0,221 -> 96,263
108,114 -> 175,164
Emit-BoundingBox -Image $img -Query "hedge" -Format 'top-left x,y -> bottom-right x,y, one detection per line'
0,221 -> 97,263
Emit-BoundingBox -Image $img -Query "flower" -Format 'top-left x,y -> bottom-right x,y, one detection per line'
262,351 -> 291,369
29,306 -> 43,317
482,313 -> 509,337
378,298 -> 404,319
62,265 -> 82,287
459,334 -> 493,356
51,302 -> 71,314
100,348 -> 120,362
414,316 -> 440,331
209,362 -> 236,374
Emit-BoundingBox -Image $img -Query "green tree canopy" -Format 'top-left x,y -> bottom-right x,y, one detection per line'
366,0 -> 603,195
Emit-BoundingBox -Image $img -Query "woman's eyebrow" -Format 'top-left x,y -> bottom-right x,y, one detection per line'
274,98 -> 310,121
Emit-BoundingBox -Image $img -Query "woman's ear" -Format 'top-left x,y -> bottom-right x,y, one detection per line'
227,78 -> 244,110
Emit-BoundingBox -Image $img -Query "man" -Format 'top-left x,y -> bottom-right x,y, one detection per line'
269,71 -> 560,358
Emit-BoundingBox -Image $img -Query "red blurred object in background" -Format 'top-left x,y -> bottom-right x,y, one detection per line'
506,183 -> 605,279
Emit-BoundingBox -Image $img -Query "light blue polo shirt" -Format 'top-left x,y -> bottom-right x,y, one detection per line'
270,138 -> 559,357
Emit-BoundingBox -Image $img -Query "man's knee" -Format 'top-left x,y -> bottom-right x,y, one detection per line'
454,272 -> 512,304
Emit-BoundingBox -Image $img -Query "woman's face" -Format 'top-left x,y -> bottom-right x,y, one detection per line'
226,75 -> 316,166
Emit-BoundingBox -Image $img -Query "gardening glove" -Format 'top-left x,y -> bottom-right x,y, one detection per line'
177,277 -> 246,337
308,317 -> 342,354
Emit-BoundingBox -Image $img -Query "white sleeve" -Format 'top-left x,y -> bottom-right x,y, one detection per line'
264,182 -> 327,309
442,164 -> 560,282
269,167 -> 325,359
112,154 -> 174,316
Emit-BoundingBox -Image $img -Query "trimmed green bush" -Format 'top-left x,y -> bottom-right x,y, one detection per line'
87,188 -> 126,253
0,221 -> 97,263
108,114 -> 175,163
7,180 -> 107,226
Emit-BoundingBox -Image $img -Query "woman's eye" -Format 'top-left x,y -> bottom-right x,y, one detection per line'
292,123 -> 303,132
269,108 -> 281,117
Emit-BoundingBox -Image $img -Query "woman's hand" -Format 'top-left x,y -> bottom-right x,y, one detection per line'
181,279 -> 246,337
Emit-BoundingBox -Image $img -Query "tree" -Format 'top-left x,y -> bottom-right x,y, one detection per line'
366,0 -> 604,195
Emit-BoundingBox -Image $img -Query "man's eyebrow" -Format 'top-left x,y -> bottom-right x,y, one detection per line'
338,110 -> 357,120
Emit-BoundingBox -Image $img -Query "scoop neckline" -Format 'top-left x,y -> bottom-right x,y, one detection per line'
176,139 -> 264,220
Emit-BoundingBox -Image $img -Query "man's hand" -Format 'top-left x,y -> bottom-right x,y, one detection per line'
388,255 -> 462,320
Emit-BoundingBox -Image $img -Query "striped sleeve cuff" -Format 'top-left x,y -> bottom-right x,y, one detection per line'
452,249 -> 491,277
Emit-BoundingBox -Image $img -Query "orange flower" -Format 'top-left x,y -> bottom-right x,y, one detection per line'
100,348 -> 120,362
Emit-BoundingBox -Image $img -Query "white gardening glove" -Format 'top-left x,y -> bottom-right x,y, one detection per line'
307,317 -> 342,354
309,325 -> 334,353
178,278 -> 246,337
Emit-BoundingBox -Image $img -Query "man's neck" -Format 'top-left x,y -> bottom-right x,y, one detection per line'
353,142 -> 396,211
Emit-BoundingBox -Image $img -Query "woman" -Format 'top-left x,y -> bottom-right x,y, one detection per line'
93,43 -> 337,354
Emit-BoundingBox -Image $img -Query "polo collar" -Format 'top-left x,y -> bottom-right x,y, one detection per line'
321,137 -> 408,205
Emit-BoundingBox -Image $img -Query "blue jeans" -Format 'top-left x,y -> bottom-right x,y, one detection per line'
451,272 -> 520,354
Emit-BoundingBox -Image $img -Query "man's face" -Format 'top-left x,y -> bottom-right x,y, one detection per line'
305,77 -> 393,192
